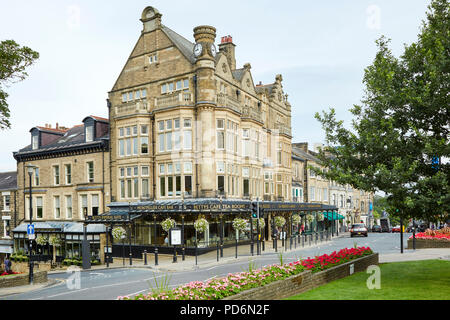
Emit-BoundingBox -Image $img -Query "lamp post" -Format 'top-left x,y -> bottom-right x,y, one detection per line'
25,164 -> 35,285
128,202 -> 132,266
82,207 -> 91,270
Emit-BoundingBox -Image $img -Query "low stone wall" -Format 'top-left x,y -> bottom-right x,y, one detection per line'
11,261 -> 52,273
223,253 -> 379,300
0,270 -> 47,288
407,239 -> 450,249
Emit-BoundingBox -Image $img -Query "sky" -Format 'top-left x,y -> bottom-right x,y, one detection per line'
0,0 -> 430,172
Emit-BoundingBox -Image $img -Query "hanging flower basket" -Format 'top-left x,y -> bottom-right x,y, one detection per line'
292,214 -> 301,225
194,218 -> 209,234
306,214 -> 314,223
317,213 -> 324,222
251,218 -> 265,232
161,218 -> 176,232
36,235 -> 47,246
274,216 -> 286,228
112,226 -> 127,240
232,218 -> 248,232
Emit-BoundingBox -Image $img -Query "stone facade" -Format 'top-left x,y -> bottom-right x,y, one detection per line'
0,172 -> 17,241
108,6 -> 293,204
14,118 -> 110,224
292,143 -> 374,229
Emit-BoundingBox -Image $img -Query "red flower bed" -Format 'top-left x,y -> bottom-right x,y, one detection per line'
1,271 -> 21,276
299,247 -> 373,273
410,232 -> 450,241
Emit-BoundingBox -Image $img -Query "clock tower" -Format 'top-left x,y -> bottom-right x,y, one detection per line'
193,25 -> 217,198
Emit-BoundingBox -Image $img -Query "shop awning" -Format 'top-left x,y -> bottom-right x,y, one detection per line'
323,211 -> 344,221
13,221 -> 107,233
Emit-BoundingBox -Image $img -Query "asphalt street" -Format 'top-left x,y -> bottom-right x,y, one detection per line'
2,232 -> 413,300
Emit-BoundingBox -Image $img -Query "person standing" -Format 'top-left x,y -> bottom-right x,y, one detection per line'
4,255 -> 12,274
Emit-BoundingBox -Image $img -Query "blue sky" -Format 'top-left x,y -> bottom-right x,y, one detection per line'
0,0 -> 430,171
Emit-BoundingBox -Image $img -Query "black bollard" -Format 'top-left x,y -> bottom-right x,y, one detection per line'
154,247 -> 158,266
144,250 -> 147,265
173,246 -> 177,263
217,241 -> 219,262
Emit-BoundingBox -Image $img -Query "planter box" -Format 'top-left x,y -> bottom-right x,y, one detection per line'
0,270 -> 47,288
223,253 -> 379,300
407,238 -> 450,249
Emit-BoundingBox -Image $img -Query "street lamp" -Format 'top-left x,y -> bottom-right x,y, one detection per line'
82,207 -> 91,270
25,164 -> 36,285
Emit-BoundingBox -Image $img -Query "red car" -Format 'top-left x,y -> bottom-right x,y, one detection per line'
391,226 -> 401,232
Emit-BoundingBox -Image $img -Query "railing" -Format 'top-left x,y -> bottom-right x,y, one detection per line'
154,92 -> 193,111
115,100 -> 150,115
242,107 -> 263,123
216,93 -> 241,114
274,123 -> 292,136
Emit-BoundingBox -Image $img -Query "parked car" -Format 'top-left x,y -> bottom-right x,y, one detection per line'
350,223 -> 368,237
391,225 -> 401,232
371,225 -> 382,233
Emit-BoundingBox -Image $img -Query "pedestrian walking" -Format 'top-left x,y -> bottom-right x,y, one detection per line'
4,255 -> 12,274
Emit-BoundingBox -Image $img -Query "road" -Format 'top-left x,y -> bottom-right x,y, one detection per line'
2,232 -> 411,300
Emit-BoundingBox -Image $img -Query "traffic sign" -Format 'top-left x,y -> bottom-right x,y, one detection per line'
27,224 -> 35,235
28,234 -> 35,240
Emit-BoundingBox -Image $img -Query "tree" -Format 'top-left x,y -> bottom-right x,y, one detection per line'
313,0 -> 449,223
0,40 -> 39,129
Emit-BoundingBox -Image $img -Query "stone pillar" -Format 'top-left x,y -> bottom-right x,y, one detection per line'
193,25 -> 217,198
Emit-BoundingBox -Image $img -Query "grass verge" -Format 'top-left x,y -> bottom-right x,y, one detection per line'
286,259 -> 450,300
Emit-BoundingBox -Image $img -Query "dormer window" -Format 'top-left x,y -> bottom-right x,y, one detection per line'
32,135 -> 39,150
86,125 -> 94,142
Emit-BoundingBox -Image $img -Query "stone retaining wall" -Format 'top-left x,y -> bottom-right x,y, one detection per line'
11,261 -> 52,273
407,239 -> 450,249
0,270 -> 47,288
223,253 -> 379,300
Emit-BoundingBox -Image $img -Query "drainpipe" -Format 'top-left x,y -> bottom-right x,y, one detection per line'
151,115 -> 156,199
193,75 -> 199,198
107,99 -> 113,203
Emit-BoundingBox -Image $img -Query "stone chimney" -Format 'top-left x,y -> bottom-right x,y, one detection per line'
218,35 -> 236,70
293,142 -> 308,153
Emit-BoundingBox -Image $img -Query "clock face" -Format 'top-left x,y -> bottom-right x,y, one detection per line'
193,43 -> 203,57
210,44 -> 217,57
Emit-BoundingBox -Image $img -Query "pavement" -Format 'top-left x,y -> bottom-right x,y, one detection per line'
1,232 -> 449,298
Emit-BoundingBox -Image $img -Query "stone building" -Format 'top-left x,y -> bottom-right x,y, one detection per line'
0,171 -> 17,259
89,6 -> 333,256
12,117 -> 110,261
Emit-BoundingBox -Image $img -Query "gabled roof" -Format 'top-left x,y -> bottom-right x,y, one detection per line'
292,146 -> 321,163
0,171 -> 17,191
161,25 -> 195,64
232,68 -> 246,81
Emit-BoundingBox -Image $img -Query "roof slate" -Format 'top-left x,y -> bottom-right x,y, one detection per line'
161,25 -> 195,64
0,171 -> 17,190
15,118 -> 109,156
